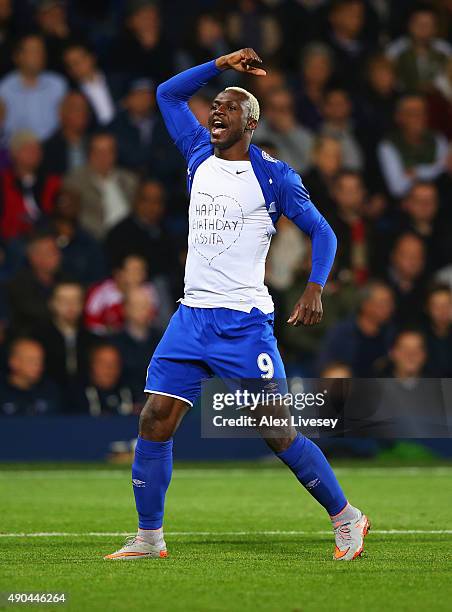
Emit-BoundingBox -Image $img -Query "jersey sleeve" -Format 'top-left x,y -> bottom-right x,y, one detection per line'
156,60 -> 221,161
279,167 -> 337,287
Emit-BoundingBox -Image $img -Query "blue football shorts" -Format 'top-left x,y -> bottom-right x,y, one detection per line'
144,304 -> 287,406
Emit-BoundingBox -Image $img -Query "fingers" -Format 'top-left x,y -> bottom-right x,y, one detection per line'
239,48 -> 266,76
287,304 -> 299,325
246,67 -> 267,76
287,303 -> 323,326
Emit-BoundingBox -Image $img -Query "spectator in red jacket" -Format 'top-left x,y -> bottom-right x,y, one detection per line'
0,130 -> 60,240
84,254 -> 160,336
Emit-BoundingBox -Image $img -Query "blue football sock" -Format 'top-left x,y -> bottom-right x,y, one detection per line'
276,433 -> 347,516
132,436 -> 173,530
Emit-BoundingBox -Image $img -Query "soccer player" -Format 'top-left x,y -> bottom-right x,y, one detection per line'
105,49 -> 370,562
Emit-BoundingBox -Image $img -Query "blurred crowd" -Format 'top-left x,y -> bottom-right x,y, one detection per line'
1,0 -> 452,417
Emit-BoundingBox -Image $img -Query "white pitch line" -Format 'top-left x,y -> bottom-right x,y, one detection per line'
0,467 -> 451,479
0,530 -> 451,538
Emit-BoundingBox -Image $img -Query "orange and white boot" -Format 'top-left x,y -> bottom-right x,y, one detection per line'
332,506 -> 371,561
104,531 -> 168,560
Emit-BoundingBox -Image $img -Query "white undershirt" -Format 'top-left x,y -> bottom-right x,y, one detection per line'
95,173 -> 129,230
81,73 -> 115,125
181,155 -> 275,313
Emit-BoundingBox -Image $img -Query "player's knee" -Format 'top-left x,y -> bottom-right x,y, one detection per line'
264,435 -> 296,454
139,393 -> 186,441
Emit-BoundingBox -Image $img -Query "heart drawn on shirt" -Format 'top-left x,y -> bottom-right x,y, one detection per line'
190,192 -> 245,265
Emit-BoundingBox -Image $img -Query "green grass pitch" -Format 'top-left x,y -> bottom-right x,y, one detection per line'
0,462 -> 452,611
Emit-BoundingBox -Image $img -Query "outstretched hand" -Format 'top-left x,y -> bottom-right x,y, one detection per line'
287,283 -> 323,327
215,48 -> 266,76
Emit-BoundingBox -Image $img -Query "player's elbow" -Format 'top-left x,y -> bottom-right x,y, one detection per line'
327,222 -> 337,253
156,83 -> 167,107
314,216 -> 337,256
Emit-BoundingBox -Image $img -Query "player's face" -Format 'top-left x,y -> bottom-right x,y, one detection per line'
208,91 -> 253,149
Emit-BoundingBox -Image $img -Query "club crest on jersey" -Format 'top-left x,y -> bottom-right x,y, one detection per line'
261,150 -> 277,163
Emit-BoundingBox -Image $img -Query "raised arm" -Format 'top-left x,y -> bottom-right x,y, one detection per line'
156,60 -> 220,159
156,49 -> 266,160
279,168 -> 337,326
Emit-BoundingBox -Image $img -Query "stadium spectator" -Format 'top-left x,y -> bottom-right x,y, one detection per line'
0,0 -> 14,78
320,361 -> 353,378
386,233 -> 428,327
329,170 -> 370,285
42,186 -> 106,285
377,95 -> 448,199
0,99 -> 9,170
225,0 -> 281,59
280,247 -> 357,369
248,65 -> 286,106
34,0 -> 85,74
266,215 -> 306,293
317,281 -> 395,376
422,283 -> 452,376
63,43 -> 118,127
377,330 -> 428,378
296,43 -> 333,132
0,337 -> 60,415
180,12 -> 233,87
0,131 -> 61,240
399,181 -> 452,273
372,330 -> 447,437
63,132 -> 138,239
109,0 -> 176,84
83,254 -> 162,336
386,4 -> 452,92
43,91 -> 90,175
104,180 -> 174,278
275,0 -> 325,69
109,78 -> 178,182
7,231 -> 62,333
255,87 -> 314,174
358,55 -> 399,189
360,55 -> 399,140
303,136 -> 342,217
325,0 -> 371,88
320,88 -> 364,171
0,33 -> 67,140
76,343 -> 134,416
111,285 -> 160,403
428,57 -> 452,140
33,280 -> 98,390
188,93 -> 211,129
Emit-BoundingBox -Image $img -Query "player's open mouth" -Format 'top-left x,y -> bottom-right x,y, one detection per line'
211,119 -> 228,138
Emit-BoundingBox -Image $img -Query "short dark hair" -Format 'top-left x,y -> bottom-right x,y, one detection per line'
391,328 -> 426,349
14,32 -> 43,54
26,229 -> 57,249
357,280 -> 392,311
334,169 -> 363,184
425,282 -> 452,303
51,280 -> 84,297
89,342 -> 121,364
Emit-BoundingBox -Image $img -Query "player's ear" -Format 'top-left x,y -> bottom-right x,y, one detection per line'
246,117 -> 258,131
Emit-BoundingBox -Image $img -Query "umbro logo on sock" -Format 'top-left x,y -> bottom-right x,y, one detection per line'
305,478 -> 320,490
132,479 -> 146,488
